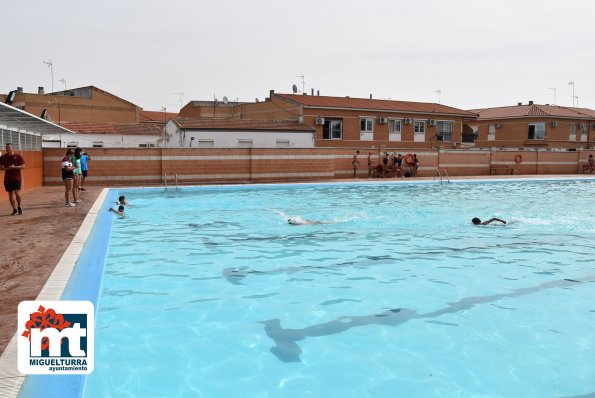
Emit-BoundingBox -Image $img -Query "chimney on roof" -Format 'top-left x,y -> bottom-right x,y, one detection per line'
38,86 -> 44,94
311,88 -> 314,95
269,89 -> 275,99
528,101 -> 534,105
16,87 -> 23,94
517,102 -> 522,106
317,90 -> 319,96
370,94 -> 373,99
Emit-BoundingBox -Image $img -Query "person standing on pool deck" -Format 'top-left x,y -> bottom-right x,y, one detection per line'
62,149 -> 77,207
472,217 -> 506,225
352,150 -> 360,178
79,148 -> 91,191
0,143 -> 26,215
411,154 -> 419,177
72,147 -> 83,203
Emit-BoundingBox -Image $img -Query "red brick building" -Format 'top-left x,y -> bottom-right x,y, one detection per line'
470,102 -> 595,149
6,86 -> 141,124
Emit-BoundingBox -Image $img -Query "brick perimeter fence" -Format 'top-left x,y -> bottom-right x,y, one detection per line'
42,148 -> 595,186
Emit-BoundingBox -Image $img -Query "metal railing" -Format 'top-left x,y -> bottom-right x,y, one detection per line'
434,168 -> 450,184
163,174 -> 181,191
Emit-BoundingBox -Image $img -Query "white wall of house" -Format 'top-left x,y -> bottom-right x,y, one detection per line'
163,121 -> 315,148
42,133 -> 161,148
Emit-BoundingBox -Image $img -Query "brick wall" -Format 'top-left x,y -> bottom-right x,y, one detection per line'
41,148 -> 595,187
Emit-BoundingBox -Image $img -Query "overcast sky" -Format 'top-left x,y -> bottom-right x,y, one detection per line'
2,0 -> 594,112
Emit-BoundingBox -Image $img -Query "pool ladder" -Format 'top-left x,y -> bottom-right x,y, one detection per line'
163,174 -> 180,191
434,168 -> 450,184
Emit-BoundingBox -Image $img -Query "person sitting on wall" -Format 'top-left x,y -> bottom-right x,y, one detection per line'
472,217 -> 506,226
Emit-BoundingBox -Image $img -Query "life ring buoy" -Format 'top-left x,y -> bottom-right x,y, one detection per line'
404,154 -> 415,166
514,155 -> 523,164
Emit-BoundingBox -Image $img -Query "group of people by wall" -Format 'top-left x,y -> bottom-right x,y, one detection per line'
61,147 -> 91,207
352,150 -> 419,178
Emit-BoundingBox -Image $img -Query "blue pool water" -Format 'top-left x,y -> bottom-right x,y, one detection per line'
84,180 -> 595,397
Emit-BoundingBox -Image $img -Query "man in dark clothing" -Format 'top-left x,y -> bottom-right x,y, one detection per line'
0,143 -> 26,215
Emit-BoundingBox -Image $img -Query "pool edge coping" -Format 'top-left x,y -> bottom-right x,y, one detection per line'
0,188 -> 109,398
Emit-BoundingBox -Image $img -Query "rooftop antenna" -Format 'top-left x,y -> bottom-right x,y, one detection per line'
160,106 -> 167,122
435,89 -> 442,104
568,81 -> 575,107
547,87 -> 557,105
292,84 -> 298,94
172,92 -> 184,109
42,60 -> 54,92
59,78 -> 67,90
573,95 -> 579,107
295,73 -> 305,94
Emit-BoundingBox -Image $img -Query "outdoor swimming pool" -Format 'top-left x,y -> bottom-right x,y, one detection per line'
52,180 -> 595,396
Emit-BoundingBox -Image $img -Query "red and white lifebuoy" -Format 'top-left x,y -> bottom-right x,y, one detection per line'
514,155 -> 523,164
404,153 -> 415,166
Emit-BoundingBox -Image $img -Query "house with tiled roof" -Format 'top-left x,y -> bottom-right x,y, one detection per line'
140,110 -> 179,124
3,86 -> 141,124
236,90 -> 478,148
42,122 -> 162,148
163,118 -> 316,148
469,102 -> 595,149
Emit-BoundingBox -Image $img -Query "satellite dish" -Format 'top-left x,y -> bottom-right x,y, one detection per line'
222,96 -> 229,105
292,84 -> 298,94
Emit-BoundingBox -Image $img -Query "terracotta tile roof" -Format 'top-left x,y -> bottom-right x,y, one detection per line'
570,107 -> 595,118
59,122 -> 162,135
469,104 -> 594,120
174,118 -> 315,131
275,93 -> 477,117
140,110 -> 178,123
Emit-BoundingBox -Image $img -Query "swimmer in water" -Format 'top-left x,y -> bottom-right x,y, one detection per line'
109,205 -> 126,217
472,217 -> 506,225
287,217 -> 328,225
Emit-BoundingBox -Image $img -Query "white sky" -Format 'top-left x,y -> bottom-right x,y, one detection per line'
2,0 -> 594,112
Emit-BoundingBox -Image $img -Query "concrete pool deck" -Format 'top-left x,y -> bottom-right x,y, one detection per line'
0,174 -> 593,396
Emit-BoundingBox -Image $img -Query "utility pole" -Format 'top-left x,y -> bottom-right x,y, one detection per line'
43,60 -> 54,92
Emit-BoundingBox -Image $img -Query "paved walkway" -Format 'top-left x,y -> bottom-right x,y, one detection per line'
0,186 -> 102,355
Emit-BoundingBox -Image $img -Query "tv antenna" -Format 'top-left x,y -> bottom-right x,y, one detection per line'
547,87 -> 556,105
59,78 -> 67,90
435,89 -> 442,104
172,92 -> 184,108
568,81 -> 575,107
295,73 -> 305,94
42,60 -> 54,92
